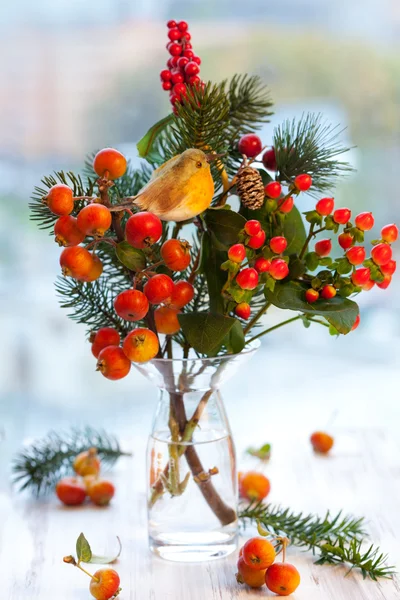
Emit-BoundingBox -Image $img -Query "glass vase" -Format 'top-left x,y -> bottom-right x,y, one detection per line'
133,341 -> 259,562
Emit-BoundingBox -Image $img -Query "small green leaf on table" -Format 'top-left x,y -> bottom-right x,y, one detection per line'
76,533 -> 92,564
136,114 -> 174,159
265,280 -> 359,334
90,536 -> 122,564
178,312 -> 237,356
246,443 -> 271,461
116,242 -> 146,271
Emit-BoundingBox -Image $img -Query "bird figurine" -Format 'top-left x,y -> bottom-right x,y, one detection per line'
113,148 -> 218,222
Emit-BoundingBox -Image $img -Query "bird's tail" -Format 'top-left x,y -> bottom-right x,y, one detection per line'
109,193 -> 149,213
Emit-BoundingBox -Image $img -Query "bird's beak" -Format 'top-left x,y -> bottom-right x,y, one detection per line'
205,152 -> 225,163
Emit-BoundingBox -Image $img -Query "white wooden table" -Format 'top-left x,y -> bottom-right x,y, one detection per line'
1,344 -> 400,599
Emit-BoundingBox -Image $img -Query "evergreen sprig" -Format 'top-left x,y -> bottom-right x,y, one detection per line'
273,113 -> 354,192
239,502 -> 395,580
12,427 -> 130,496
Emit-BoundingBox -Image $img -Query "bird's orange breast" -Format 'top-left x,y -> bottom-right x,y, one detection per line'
184,169 -> 214,215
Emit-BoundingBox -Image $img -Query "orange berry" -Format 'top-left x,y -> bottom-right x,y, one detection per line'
93,148 -> 127,180
351,314 -> 361,331
305,288 -> 319,304
144,274 -> 175,304
154,306 -> 181,334
265,562 -> 301,596
81,255 -> 103,282
239,471 -> 271,502
96,346 -> 131,380
355,211 -> 374,231
320,284 -> 336,299
54,215 -> 85,247
114,289 -> 149,321
56,477 -> 86,506
123,328 -> 159,363
89,568 -> 120,600
91,328 -> 121,358
242,537 -> 276,570
168,281 -> 194,309
45,184 -> 74,216
60,246 -> 95,280
236,557 -> 266,588
87,479 -> 115,506
310,431 -> 334,453
73,448 -> 101,477
161,239 -> 191,271
381,224 -> 398,243
77,204 -> 112,237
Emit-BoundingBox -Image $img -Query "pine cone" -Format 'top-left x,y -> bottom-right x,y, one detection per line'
236,166 -> 265,210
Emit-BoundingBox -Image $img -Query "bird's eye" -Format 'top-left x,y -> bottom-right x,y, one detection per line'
196,161 -> 202,168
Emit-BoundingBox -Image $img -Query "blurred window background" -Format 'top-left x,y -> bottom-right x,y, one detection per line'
1,0 -> 399,476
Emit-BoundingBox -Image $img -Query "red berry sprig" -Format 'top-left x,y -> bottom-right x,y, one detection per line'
160,20 -> 203,110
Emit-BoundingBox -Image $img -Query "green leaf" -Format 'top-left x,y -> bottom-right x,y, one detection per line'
264,280 -> 359,334
226,319 -> 245,354
265,277 -> 276,293
199,231 -> 226,313
283,205 -> 307,255
116,242 -> 146,271
204,208 -> 246,250
305,252 -> 320,271
76,533 -> 92,564
288,255 -> 306,279
178,312 -> 237,356
89,536 -> 122,565
136,114 -> 174,159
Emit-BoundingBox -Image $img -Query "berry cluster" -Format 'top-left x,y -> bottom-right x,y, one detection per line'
236,536 -> 300,595
55,447 -> 115,507
160,20 -> 203,110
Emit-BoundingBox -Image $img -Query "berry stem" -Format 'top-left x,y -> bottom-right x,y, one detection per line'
243,302 -> 271,335
73,196 -> 98,201
63,556 -> 99,583
299,223 -> 315,260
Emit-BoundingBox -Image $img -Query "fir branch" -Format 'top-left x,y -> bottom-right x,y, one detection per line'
55,276 -> 132,337
273,113 -> 354,192
239,502 -> 395,580
29,171 -> 94,232
12,426 -> 130,496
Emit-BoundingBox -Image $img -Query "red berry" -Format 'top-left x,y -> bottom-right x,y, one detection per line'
371,243 -> 392,266
361,279 -> 375,291
381,223 -> 398,243
93,148 -> 127,180
77,204 -> 112,237
235,302 -> 251,320
161,238 -> 191,271
183,49 -> 194,59
380,259 -> 396,276
265,181 -> 282,199
294,173 -> 312,191
310,431 -> 334,453
351,314 -> 361,331
185,61 -> 200,77
236,556 -> 266,588
254,257 -> 271,273
265,563 -> 301,596
144,274 -> 174,304
236,268 -> 259,290
173,83 -> 187,98
177,56 -> 189,69
305,288 -> 319,303
80,254 -> 103,283
96,346 -> 131,380
270,236 -> 287,254
168,42 -> 182,56
87,479 -> 115,507
228,243 -> 246,263
242,537 -> 276,570
351,267 -> 371,287
162,81 -> 172,91
278,196 -> 294,213
177,21 -> 188,31
262,147 -> 277,171
269,258 -> 289,280
45,184 -> 74,216
170,94 -> 181,106
355,212 -> 374,231
238,134 -> 263,158
167,57 -> 179,68
54,215 -> 85,247
154,306 -> 180,335
89,568 -> 120,600
168,27 -> 181,41
320,284 -> 336,299
184,42 -> 193,49
56,477 -> 86,506
192,55 -> 201,65
168,281 -> 194,309
244,220 -> 261,236
316,197 -> 334,216
125,212 -> 162,249
182,32 -> 191,41
187,75 -> 201,86
315,238 -> 332,257
377,274 -> 392,289
333,207 -> 351,224
160,69 -> 172,81
91,327 -> 121,358
60,246 -> 94,280
171,70 -> 184,84
346,246 -> 366,266
338,232 -> 354,250
114,289 -> 149,321
123,328 -> 159,363
247,229 -> 266,250
167,20 -> 177,28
